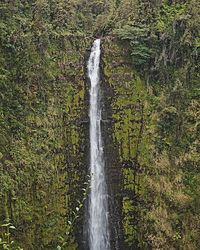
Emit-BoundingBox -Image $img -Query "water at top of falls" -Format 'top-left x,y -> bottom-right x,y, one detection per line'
88,39 -> 110,250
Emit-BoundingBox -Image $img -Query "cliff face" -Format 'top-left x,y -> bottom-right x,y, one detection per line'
102,38 -> 148,249
0,34 -> 91,249
1,35 -> 199,250
101,36 -> 199,250
0,1 -> 199,249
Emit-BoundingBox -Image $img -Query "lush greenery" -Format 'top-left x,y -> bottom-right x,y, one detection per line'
0,0 -> 199,249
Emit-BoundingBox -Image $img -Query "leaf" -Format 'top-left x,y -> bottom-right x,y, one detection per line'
1,223 -> 11,227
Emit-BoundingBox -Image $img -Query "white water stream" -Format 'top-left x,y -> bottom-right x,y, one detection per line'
88,39 -> 110,250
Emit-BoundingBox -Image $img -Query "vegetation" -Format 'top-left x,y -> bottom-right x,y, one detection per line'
0,0 -> 199,249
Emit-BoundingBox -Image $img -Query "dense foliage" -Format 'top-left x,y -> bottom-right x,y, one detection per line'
0,0 -> 199,249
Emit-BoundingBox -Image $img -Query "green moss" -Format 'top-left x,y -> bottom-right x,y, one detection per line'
103,39 -> 152,246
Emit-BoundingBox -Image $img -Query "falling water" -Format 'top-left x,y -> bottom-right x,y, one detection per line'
88,39 -> 110,250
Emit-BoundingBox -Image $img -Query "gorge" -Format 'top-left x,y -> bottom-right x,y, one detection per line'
0,1 -> 199,250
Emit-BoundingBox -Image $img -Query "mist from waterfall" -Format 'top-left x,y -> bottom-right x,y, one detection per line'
87,39 -> 110,250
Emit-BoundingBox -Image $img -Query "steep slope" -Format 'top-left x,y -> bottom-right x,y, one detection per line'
0,0 -> 199,249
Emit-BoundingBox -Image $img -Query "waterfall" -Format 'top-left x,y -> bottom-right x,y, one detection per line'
88,39 -> 110,250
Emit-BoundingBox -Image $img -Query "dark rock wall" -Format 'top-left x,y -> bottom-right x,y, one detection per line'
1,35 -> 198,250
101,38 -> 148,249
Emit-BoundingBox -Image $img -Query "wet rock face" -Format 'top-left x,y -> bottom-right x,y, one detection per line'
66,38 -> 140,249
81,38 -> 144,250
98,38 -> 148,249
39,39 -> 141,250
101,49 -> 123,250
